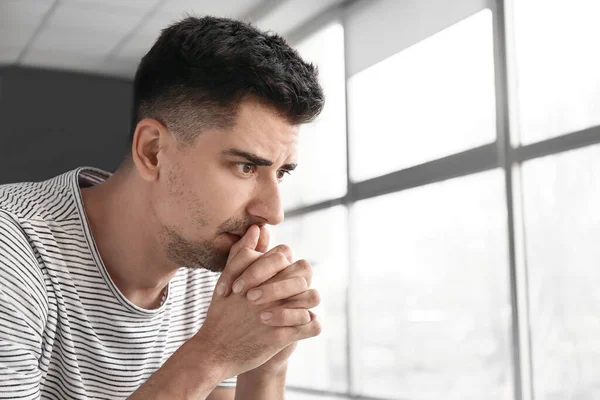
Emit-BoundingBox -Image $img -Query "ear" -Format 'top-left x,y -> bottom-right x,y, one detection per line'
131,118 -> 172,182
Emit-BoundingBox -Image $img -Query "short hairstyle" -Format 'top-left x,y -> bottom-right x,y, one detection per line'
129,15 -> 325,147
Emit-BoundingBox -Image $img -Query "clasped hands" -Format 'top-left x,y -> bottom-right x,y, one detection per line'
197,225 -> 321,379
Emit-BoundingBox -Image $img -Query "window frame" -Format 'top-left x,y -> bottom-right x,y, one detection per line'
283,1 -> 600,399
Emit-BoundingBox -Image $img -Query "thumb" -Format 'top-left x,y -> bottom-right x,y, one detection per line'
226,225 -> 260,265
256,225 -> 271,253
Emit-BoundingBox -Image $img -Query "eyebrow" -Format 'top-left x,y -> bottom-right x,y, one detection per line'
223,148 -> 297,171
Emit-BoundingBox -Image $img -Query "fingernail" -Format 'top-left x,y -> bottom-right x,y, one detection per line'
247,289 -> 262,301
216,282 -> 226,296
232,280 -> 245,294
261,312 -> 272,321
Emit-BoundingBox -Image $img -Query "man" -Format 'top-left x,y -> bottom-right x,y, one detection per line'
0,15 -> 324,399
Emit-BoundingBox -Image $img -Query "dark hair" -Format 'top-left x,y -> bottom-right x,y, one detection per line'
129,15 -> 324,147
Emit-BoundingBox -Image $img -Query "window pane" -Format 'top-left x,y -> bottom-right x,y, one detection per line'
351,170 -> 513,399
348,9 -> 496,182
521,144 -> 600,400
285,391 -> 345,400
282,22 -> 347,210
271,206 -> 349,392
513,0 -> 600,144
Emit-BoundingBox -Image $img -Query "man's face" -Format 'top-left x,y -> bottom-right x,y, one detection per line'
151,100 -> 298,272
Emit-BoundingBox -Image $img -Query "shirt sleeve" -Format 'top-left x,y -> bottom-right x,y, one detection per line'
0,211 -> 48,400
217,375 -> 237,388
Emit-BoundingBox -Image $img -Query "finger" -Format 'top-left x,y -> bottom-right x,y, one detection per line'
231,251 -> 291,296
226,225 -> 260,265
262,244 -> 293,264
263,259 -> 313,288
279,289 -> 320,310
230,244 -> 293,295
246,276 -> 308,305
279,311 -> 321,341
260,308 -> 311,327
217,247 -> 262,297
255,225 -> 271,253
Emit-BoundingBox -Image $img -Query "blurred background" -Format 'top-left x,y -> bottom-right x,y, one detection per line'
1,0 -> 600,399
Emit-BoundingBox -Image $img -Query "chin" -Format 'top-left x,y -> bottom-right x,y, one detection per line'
196,250 -> 228,273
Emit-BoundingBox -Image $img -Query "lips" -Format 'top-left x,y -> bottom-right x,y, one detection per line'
227,231 -> 245,238
225,233 -> 242,242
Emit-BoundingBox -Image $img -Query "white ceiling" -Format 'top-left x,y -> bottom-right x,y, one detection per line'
0,0 -> 344,78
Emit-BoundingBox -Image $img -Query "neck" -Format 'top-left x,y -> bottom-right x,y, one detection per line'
81,168 -> 179,309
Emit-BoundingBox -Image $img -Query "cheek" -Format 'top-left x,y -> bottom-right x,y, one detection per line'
154,175 -> 213,232
201,165 -> 253,212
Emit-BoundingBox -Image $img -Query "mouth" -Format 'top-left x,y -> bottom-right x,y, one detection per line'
225,232 -> 242,243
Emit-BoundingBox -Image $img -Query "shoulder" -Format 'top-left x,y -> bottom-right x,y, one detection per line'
0,209 -> 38,263
0,209 -> 49,327
0,170 -> 79,223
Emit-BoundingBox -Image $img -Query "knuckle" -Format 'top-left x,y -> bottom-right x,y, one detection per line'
296,259 -> 312,272
244,267 -> 261,284
274,244 -> 291,255
270,252 -> 289,266
293,276 -> 308,291
296,260 -> 313,283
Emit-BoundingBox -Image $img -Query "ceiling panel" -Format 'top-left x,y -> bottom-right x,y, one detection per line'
255,0 -> 344,37
115,33 -> 157,62
160,0 -> 264,19
112,11 -> 179,60
116,0 -> 267,61
0,0 -> 54,61
59,0 -> 160,13
44,2 -> 145,34
29,27 -> 124,56
21,47 -> 104,70
0,47 -> 22,64
0,24 -> 39,49
1,0 -> 345,77
135,10 -> 183,39
21,48 -> 140,78
0,0 -> 54,25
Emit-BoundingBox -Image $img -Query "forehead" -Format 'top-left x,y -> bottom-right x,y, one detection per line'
219,100 -> 300,159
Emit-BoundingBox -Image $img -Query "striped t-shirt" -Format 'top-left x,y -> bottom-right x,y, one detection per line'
0,167 -> 236,399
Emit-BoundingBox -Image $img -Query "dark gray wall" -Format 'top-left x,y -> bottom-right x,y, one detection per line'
0,66 -> 133,184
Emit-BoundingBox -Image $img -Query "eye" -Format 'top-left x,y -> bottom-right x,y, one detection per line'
277,170 -> 291,181
235,163 -> 257,177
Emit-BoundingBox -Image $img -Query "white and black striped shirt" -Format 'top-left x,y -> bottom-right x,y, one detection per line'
0,167 -> 235,399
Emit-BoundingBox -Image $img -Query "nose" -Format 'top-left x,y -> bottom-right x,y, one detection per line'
246,179 -> 284,226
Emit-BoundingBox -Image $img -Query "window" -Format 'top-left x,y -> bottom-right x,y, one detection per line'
271,206 -> 349,392
281,22 -> 347,210
285,392 -> 345,400
521,144 -> 600,400
347,9 -> 496,182
512,0 -> 600,144
350,170 -> 513,399
275,1 -> 600,399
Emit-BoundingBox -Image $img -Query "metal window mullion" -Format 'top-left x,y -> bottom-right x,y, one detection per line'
513,124 -> 600,163
341,0 -> 356,394
286,143 -> 500,217
350,144 -> 498,202
492,1 -> 534,400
